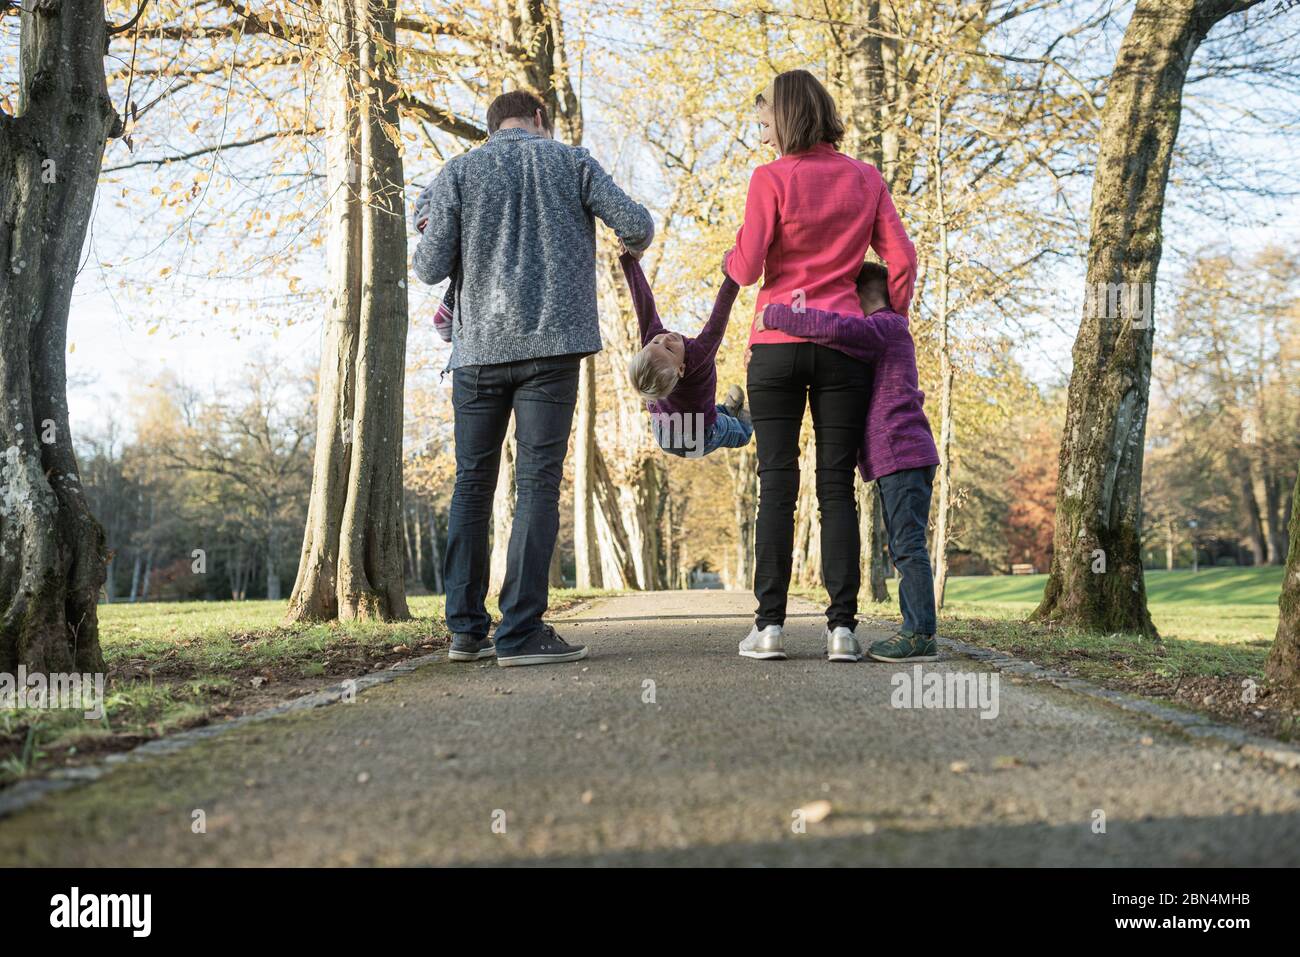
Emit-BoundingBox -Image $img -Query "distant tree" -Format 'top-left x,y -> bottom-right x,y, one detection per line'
1156,248 -> 1300,566
154,367 -> 314,601
79,422 -> 132,602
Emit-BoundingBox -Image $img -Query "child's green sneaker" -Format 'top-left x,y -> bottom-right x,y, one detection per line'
868,631 -> 938,663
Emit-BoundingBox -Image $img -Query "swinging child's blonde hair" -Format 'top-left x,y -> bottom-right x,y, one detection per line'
628,347 -> 681,402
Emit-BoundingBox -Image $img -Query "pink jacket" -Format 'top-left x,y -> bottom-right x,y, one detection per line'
725,143 -> 917,346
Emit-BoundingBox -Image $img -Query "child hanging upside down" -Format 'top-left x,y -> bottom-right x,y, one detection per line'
621,251 -> 753,458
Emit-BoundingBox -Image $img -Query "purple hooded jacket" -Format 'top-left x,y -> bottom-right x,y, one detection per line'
761,303 -> 939,481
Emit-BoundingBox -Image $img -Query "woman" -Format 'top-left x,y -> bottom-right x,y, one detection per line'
725,69 -> 917,663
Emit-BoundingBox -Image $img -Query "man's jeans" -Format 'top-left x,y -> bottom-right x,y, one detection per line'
877,465 -> 937,636
444,354 -> 580,654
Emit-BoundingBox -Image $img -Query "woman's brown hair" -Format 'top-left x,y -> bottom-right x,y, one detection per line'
757,70 -> 845,155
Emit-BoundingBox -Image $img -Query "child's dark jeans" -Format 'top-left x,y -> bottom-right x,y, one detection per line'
877,464 -> 937,636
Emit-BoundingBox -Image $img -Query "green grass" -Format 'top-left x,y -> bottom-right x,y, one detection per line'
932,567 -> 1285,713
945,566 -> 1285,614
97,594 -> 454,675
942,567 -> 1281,653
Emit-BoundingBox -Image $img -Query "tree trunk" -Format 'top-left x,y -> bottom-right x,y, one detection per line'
621,455 -> 666,589
411,503 -> 424,588
858,482 -> 890,602
1283,482 -> 1294,562
1235,459 -> 1267,565
428,509 -> 444,593
1264,472 -> 1285,565
130,553 -> 142,603
140,552 -> 154,604
728,447 -> 757,591
488,421 -> 516,595
287,0 -> 410,622
548,539 -> 564,588
843,1 -> 895,607
846,0 -> 886,166
0,2 -> 116,675
1032,0 -> 1260,637
592,447 -> 639,588
930,81 -> 955,610
792,440 -> 820,587
402,504 -> 415,580
265,502 -> 281,601
335,0 -> 410,619
287,0 -> 361,620
573,355 -> 602,589
1265,470 -> 1300,702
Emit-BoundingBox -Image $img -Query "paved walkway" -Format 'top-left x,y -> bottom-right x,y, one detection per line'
3,591 -> 1299,865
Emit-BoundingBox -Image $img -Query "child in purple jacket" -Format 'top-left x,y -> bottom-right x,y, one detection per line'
622,252 -> 753,458
759,261 -> 941,662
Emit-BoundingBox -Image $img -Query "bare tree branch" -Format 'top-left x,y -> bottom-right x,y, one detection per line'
102,127 -> 321,173
399,96 -> 486,141
107,0 -> 151,36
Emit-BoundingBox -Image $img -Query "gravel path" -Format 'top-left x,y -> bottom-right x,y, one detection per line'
3,591 -> 1299,865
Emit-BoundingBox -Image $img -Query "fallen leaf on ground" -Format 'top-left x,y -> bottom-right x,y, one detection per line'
797,799 -> 833,823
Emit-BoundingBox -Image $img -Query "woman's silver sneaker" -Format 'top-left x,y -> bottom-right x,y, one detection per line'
825,626 -> 862,662
739,624 -> 786,660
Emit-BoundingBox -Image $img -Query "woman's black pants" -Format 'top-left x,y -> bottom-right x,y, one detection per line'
747,341 -> 871,630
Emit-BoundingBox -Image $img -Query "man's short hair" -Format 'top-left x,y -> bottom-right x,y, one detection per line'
487,91 -> 550,134
856,261 -> 892,309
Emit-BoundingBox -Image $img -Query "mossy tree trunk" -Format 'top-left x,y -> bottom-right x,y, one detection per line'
0,2 -> 119,674
1032,0 -> 1262,638
1265,472 -> 1300,702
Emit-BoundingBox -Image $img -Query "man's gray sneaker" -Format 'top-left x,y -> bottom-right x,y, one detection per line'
825,625 -> 862,662
448,634 -> 496,662
868,631 -> 939,663
739,624 -> 786,660
497,626 -> 588,667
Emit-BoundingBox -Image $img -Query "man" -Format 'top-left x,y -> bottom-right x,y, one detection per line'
413,91 -> 654,667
